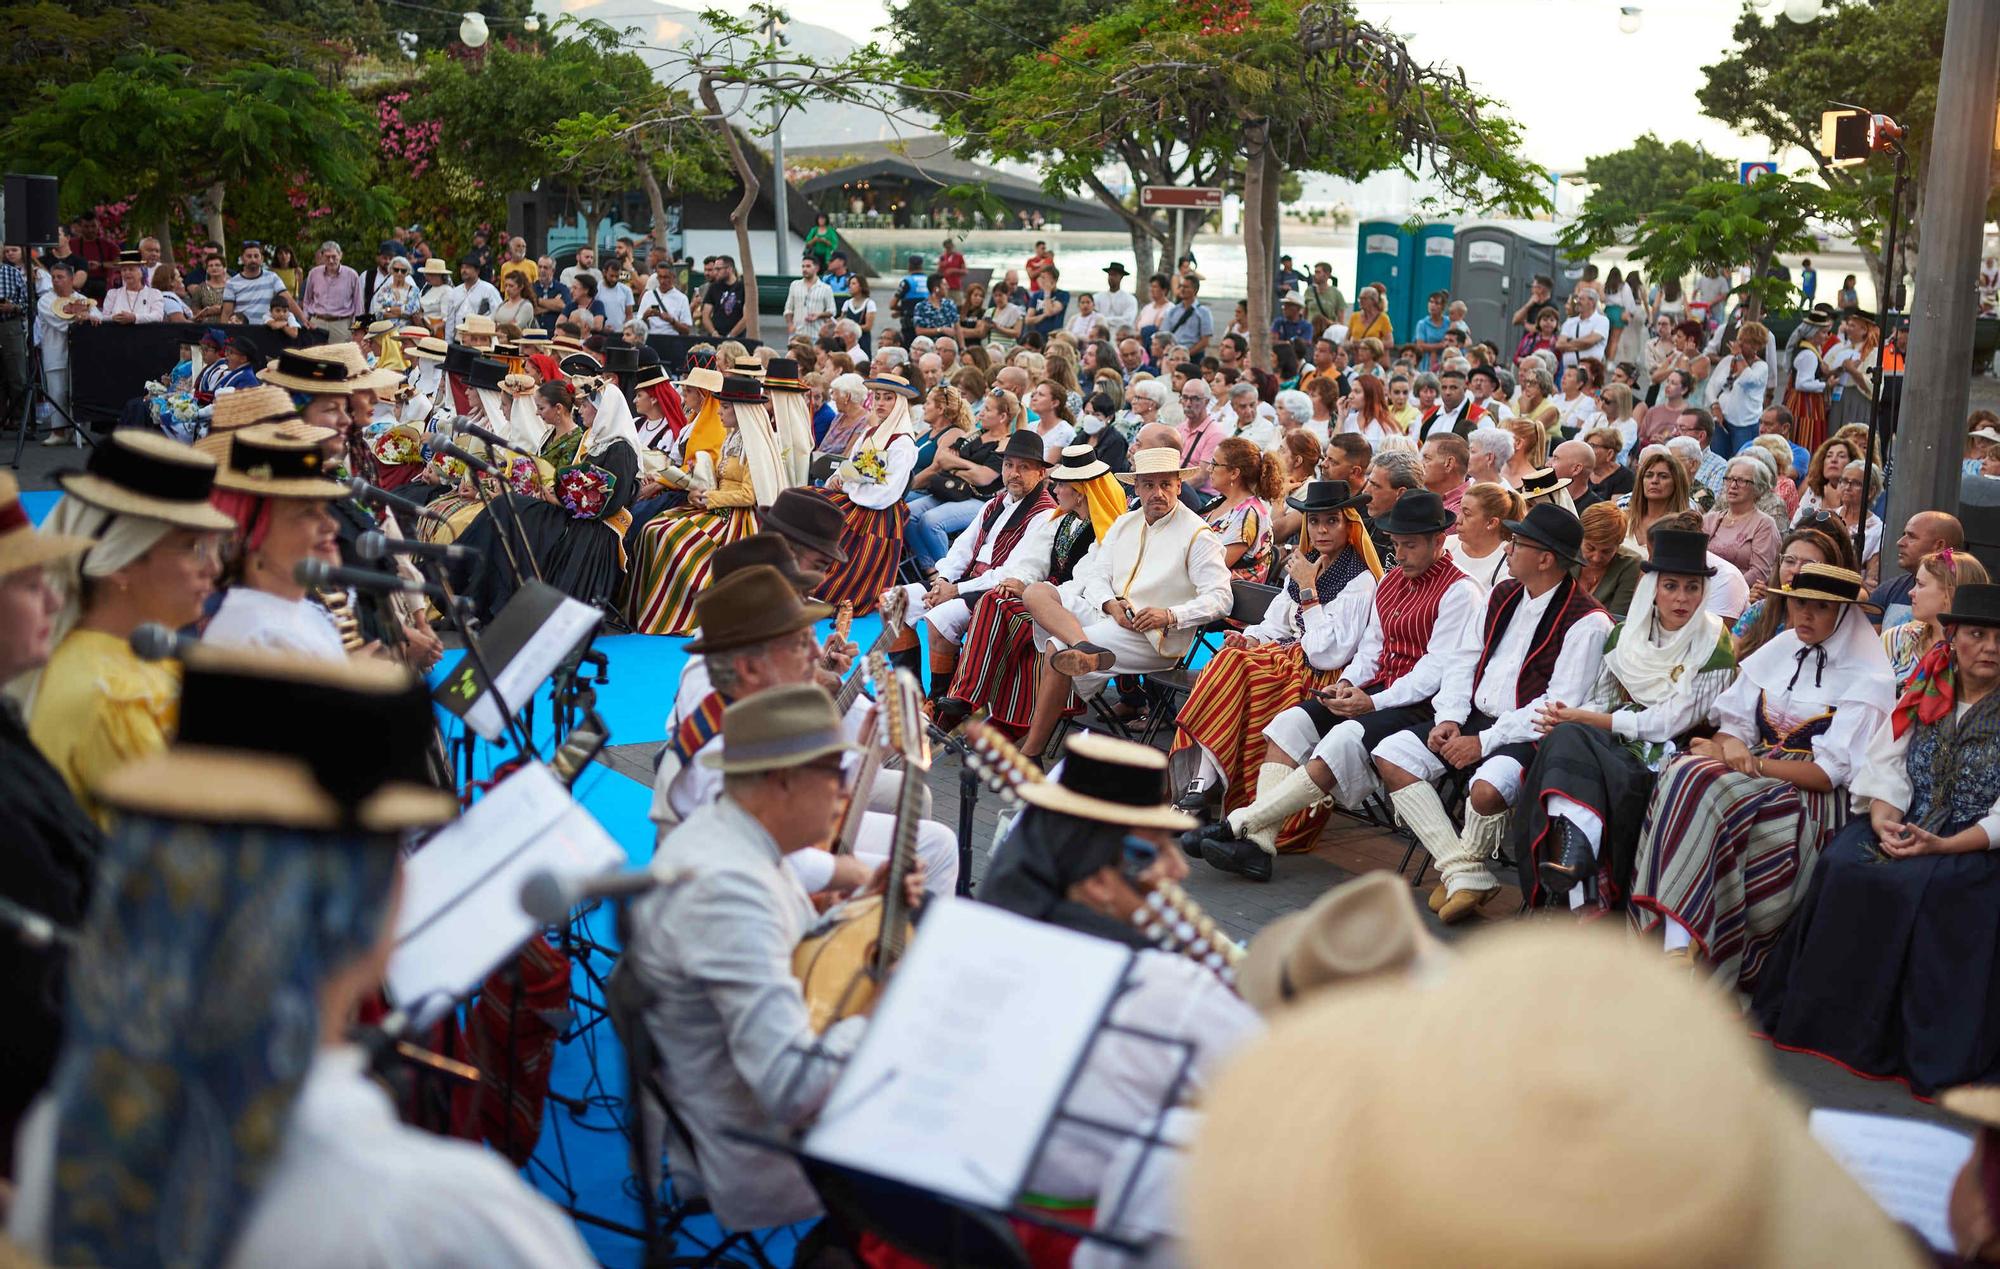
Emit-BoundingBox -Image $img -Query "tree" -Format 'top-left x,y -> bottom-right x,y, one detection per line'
1560,175 -> 1821,319
1577,133 -> 1732,227
1698,0 -> 1948,303
975,0 -> 1546,365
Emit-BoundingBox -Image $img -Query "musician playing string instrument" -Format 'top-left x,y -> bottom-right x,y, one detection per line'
620,684 -> 925,1234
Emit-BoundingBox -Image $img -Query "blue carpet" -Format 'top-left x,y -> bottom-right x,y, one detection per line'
22,490 -> 59,526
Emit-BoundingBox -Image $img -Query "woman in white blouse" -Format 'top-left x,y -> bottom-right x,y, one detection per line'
816,371 -> 922,613
1443,481 -> 1518,590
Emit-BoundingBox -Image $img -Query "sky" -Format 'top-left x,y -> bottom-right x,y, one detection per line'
556,0 -> 1808,184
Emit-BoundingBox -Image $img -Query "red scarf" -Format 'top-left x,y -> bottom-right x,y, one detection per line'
1891,639 -> 1954,738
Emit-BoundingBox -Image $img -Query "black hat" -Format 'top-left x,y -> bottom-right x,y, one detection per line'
998,429 -> 1053,466
712,531 -> 826,596
1373,489 -> 1455,536
1943,583 -> 2000,629
117,248 -> 143,267
1104,262 -> 1130,277
1517,467 -> 1564,501
761,488 -> 849,563
765,358 -> 806,392
1286,479 -> 1366,514
717,374 -> 768,405
558,351 -> 602,379
465,357 -> 509,392
1642,527 -> 1717,577
600,343 -> 642,375
441,342 -> 480,378
1501,502 -> 1584,566
1803,302 -> 1838,326
1842,306 -> 1878,325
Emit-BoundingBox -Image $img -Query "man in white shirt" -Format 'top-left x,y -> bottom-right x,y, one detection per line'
1094,262 -> 1139,334
783,253 -> 835,337
1555,288 -> 1609,372
442,258 -> 501,342
557,245 -> 603,291
637,261 -> 693,335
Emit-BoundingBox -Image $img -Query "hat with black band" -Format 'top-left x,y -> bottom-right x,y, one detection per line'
1016,732 -> 1198,832
57,431 -> 235,531
212,422 -> 348,499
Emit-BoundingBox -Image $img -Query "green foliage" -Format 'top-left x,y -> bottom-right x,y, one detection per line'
1578,133 -> 1733,229
0,0 -> 345,106
1561,176 -> 1821,314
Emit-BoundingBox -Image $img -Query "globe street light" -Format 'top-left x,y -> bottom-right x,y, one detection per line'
1783,0 -> 1823,22
459,12 -> 490,47
1617,6 -> 1642,34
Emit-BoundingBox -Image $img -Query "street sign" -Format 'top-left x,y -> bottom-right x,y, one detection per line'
1739,160 -> 1778,184
1140,186 -> 1224,210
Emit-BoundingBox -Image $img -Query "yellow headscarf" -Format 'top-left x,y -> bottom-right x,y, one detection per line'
374,333 -> 409,373
1344,506 -> 1384,577
1078,472 -> 1125,541
682,388 -> 725,469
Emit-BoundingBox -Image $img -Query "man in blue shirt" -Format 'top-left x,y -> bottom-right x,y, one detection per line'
1757,405 -> 1811,481
1412,289 -> 1450,370
1799,256 -> 1817,304
1028,265 -> 1069,339
1274,253 -> 1304,302
1159,273 -> 1213,356
1271,292 -> 1312,345
825,253 -> 853,297
893,254 -> 929,343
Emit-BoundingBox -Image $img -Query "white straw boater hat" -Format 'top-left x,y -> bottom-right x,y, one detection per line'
57,431 -> 235,531
1050,443 -> 1110,483
0,469 -> 92,574
1764,562 -> 1882,613
1016,732 -> 1198,831
211,421 -> 348,499
1114,446 -> 1199,483
197,384 -> 303,459
259,346 -> 375,395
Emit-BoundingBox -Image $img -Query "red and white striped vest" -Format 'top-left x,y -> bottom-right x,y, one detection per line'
1372,555 -> 1466,686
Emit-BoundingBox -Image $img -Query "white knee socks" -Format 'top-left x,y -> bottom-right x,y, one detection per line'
1228,763 -> 1324,855
1391,784 -> 1500,896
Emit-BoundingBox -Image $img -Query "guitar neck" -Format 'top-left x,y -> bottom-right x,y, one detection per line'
835,626 -> 891,714
872,760 -> 924,973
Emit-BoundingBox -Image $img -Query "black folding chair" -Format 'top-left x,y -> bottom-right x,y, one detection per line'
1136,580 -> 1281,747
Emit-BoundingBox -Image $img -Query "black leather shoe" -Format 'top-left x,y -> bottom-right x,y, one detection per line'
1201,835 -> 1274,882
931,697 -> 972,734
1538,819 -> 1595,895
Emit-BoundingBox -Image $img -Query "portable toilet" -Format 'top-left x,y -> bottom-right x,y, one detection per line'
1408,222 -> 1457,338
1452,221 -> 1582,354
1354,220 -> 1413,341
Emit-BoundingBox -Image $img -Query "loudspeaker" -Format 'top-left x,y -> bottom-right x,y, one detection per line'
3,173 -> 60,247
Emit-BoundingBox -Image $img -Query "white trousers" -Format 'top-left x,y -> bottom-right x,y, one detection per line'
1370,730 -> 1527,807
785,810 -> 959,898
897,584 -> 975,646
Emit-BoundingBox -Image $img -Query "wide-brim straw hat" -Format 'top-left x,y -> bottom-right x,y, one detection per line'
419,258 -> 452,278
865,372 -> 920,401
317,342 -> 407,393
1016,732 -> 1198,832
211,421 -> 348,499
58,431 -> 235,531
406,336 -> 448,362
394,324 -> 431,341
1114,446 -> 1199,483
700,683 -> 860,775
683,564 -> 832,655
259,346 -> 374,395
458,314 -> 497,339
1237,872 -> 1450,1014
197,385 -> 302,458
1185,925 -> 1929,1269
732,356 -> 768,380
96,645 -> 458,832
1765,561 -> 1881,612
0,469 -> 91,574
1050,443 -> 1110,483
681,366 -> 725,397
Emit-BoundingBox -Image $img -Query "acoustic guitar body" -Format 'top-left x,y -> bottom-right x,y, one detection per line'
793,894 -> 885,1034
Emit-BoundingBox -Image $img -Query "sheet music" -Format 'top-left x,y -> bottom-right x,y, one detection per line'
461,591 -> 601,740
804,901 -> 1132,1209
1809,1108 -> 1973,1252
387,763 -> 624,1025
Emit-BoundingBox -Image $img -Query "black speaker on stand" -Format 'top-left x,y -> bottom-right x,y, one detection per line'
3,173 -> 60,248
3,173 -> 76,467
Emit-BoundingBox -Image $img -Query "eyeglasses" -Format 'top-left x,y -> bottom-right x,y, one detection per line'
1722,475 -> 1754,486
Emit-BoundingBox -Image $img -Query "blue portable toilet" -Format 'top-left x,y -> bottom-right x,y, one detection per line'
1355,220 -> 1413,342
1408,222 -> 1457,337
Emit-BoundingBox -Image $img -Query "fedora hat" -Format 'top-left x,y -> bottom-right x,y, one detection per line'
419,258 -> 452,278
1285,479 -> 1366,514
762,487 -> 849,563
1185,926 -> 1927,1269
1501,501 -> 1584,565
97,645 -> 458,831
865,372 -> 920,401
465,357 -> 509,393
1238,872 -> 1450,1013
1114,446 -> 1198,483
1103,261 -> 1130,277
198,384 -> 301,457
998,428 -> 1053,466
58,431 -> 235,531
1766,561 -> 1880,612
681,366 -> 725,397
711,532 -> 826,596
0,469 -> 91,575
765,358 -> 806,392
700,683 -> 860,775
1372,488 -> 1456,536
1017,732 -> 1198,832
717,374 -> 768,405
259,347 -> 370,395
1050,443 -> 1110,483
1279,290 -> 1306,308
212,422 -> 347,499
1943,583 -> 2000,629
1642,527 -> 1718,577
600,343 -> 643,375
683,563 -> 833,655
406,336 -> 448,363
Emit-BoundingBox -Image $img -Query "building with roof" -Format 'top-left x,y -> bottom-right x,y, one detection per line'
788,135 -> 1124,232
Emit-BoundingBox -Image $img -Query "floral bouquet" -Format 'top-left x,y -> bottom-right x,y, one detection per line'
150,391 -> 202,444
371,427 -> 424,468
839,447 -> 889,486
502,454 -> 551,497
556,464 -> 617,518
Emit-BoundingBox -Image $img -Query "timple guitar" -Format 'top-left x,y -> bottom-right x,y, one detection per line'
834,586 -> 903,716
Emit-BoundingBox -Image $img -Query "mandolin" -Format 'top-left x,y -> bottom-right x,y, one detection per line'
792,663 -> 929,1033
961,722 -> 1244,987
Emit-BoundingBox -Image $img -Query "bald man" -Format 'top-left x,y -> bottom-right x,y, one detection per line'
1872,511 -> 1965,626
1550,439 -> 1603,513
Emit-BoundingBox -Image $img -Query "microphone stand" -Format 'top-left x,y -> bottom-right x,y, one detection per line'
462,460 -> 531,592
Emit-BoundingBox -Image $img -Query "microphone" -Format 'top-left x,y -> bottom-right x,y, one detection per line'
294,558 -> 449,602
453,416 -> 537,459
519,865 -> 693,924
130,622 -> 196,662
437,440 -> 492,476
0,894 -> 76,949
356,529 -> 470,567
347,477 -> 447,525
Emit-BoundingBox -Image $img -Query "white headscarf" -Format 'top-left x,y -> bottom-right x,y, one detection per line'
509,389 -> 551,452
583,384 -> 642,460
730,399 -> 789,507
8,497 -> 174,714
862,393 -> 918,452
473,387 -> 536,453
1603,566 -> 1729,707
1739,600 -> 1894,714
768,389 -> 815,488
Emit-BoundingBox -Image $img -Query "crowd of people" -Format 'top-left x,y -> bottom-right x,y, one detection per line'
6,216 -> 2000,1269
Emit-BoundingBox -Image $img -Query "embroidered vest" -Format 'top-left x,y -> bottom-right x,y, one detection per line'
1906,695 -> 2000,832
668,690 -> 730,769
1285,545 -> 1369,638
1100,502 -> 1210,657
1472,576 -> 1605,709
1371,555 -> 1466,687
964,485 -> 1057,581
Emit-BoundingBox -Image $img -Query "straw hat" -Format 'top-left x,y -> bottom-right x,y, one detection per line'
457,314 -> 497,340
211,422 -> 348,499
699,683 -> 860,775
864,372 -> 919,401
683,564 -> 832,655
394,324 -> 430,342
315,342 -> 405,393
406,336 -> 448,363
1236,872 -> 1450,1013
96,645 -> 458,832
419,258 -> 452,279
1113,446 -> 1199,483
681,366 -> 725,397
258,346 -> 373,395
1016,732 -> 1198,832
0,469 -> 91,575
1049,443 -> 1110,483
57,431 -> 235,531
196,385 -> 302,459
1190,926 -> 1928,1268
732,356 -> 767,380
1765,561 -> 1881,612
365,319 -> 397,337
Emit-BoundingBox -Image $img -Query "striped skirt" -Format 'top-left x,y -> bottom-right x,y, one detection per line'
816,492 -> 908,615
623,505 -> 757,635
1627,754 -> 1845,991
1175,641 -> 1339,847
421,491 -> 484,544
946,590 -> 1042,730
1786,386 -> 1830,455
